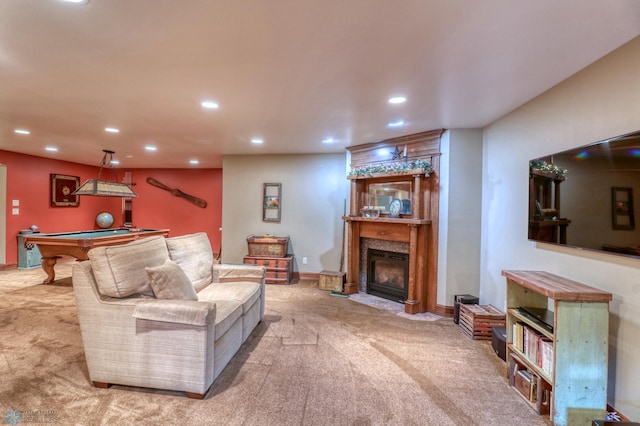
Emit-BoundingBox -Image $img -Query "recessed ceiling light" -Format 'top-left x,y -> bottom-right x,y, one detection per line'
110,159 -> 120,165
104,127 -> 120,133
14,129 -> 30,135
145,146 -> 157,151
388,96 -> 407,104
45,146 -> 58,152
62,0 -> 90,4
387,120 -> 405,128
322,137 -> 335,144
201,100 -> 219,109
251,138 -> 264,144
189,159 -> 199,165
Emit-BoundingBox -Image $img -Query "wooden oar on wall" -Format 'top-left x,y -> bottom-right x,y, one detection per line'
146,177 -> 208,208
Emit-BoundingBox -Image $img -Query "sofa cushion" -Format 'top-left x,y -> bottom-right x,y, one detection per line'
211,300 -> 243,338
88,236 -> 169,298
166,232 -> 213,292
198,282 -> 261,315
145,259 -> 198,301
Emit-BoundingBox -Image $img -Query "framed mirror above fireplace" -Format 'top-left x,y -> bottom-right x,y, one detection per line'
366,181 -> 412,215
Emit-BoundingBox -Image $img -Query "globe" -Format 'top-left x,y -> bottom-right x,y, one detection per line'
96,211 -> 114,229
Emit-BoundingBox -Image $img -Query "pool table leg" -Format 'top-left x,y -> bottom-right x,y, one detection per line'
41,256 -> 61,284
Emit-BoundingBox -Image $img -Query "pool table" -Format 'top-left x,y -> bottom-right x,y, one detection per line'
22,228 -> 170,284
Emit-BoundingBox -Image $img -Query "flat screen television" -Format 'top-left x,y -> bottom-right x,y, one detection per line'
528,129 -> 640,257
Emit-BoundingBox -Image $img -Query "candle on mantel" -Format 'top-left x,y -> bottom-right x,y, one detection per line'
403,145 -> 407,157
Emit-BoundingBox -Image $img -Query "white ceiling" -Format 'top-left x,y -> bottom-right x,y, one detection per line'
1,0 -> 640,168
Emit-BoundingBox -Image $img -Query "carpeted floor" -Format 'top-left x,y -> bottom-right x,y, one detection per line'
0,261 -> 552,425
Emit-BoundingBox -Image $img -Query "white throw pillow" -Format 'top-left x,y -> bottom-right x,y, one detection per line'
145,259 -> 198,301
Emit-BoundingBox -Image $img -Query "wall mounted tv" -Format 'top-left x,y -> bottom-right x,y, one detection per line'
528,129 -> 640,257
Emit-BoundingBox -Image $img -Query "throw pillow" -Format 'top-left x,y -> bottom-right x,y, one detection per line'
145,259 -> 198,301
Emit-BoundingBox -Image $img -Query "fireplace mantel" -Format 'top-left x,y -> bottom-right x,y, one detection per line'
344,129 -> 443,314
344,216 -> 431,225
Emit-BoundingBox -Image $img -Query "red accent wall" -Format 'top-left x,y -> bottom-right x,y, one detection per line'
1,151 -> 222,265
129,168 -> 222,254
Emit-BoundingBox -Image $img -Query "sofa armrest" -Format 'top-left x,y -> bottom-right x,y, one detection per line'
212,263 -> 266,284
132,300 -> 216,326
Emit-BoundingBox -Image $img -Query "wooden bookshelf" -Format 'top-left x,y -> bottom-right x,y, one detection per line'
502,270 -> 612,426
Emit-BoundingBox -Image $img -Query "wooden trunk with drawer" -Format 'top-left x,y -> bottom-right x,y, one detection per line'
243,254 -> 294,285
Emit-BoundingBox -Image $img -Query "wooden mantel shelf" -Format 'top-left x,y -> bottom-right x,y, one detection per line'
343,216 -> 431,225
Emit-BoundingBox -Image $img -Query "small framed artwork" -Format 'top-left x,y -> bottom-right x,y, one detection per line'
51,174 -> 80,207
263,183 -> 281,222
612,187 -> 634,230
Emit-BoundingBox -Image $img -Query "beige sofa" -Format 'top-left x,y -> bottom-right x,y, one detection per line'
72,232 -> 265,399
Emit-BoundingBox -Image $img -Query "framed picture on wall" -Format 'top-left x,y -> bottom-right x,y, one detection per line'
263,183 -> 281,222
51,174 -> 80,207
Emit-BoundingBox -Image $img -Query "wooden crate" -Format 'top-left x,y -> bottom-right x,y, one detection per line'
318,270 -> 345,291
459,304 -> 505,340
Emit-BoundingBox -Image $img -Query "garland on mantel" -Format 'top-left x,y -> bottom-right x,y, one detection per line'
529,159 -> 567,179
348,159 -> 434,177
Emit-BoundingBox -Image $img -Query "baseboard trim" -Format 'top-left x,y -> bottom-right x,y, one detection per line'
297,272 -> 320,281
0,263 -> 18,271
435,304 -> 454,318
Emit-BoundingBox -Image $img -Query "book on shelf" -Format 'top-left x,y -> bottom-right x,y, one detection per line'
522,324 -> 545,365
512,322 -> 524,351
529,372 -> 539,402
539,338 -> 554,376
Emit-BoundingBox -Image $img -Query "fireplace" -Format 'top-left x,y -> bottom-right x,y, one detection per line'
367,249 -> 409,302
344,129 -> 443,313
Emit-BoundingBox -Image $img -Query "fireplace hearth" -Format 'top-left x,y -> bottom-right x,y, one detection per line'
367,249 -> 409,302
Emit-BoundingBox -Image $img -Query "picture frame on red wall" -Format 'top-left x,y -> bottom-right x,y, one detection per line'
50,174 -> 80,207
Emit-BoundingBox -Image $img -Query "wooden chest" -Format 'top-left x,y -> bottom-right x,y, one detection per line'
243,255 -> 294,285
246,235 -> 289,258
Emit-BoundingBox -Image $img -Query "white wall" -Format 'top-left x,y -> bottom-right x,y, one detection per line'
481,36 -> 640,418
438,129 -> 483,306
221,154 -> 348,274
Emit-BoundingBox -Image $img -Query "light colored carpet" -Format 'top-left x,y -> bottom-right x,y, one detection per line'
0,260 -> 551,425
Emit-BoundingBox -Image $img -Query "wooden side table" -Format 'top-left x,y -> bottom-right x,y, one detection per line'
243,254 -> 294,285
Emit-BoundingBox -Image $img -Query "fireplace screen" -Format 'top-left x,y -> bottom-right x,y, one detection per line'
367,249 -> 409,302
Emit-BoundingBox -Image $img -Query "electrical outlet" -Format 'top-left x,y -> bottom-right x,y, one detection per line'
302,257 -> 308,265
